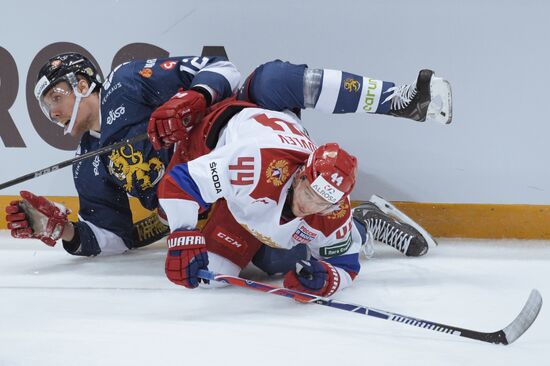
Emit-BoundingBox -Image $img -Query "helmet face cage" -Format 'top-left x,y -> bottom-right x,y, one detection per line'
34,53 -> 102,133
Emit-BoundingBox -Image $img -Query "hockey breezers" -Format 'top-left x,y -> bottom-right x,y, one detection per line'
0,133 -> 148,190
197,270 -> 542,345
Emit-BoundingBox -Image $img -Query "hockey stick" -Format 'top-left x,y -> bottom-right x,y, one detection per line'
197,269 -> 542,345
0,133 -> 149,191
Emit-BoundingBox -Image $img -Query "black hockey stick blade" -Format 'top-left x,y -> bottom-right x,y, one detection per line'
0,133 -> 149,191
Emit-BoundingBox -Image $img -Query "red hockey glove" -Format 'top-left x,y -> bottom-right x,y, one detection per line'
147,89 -> 207,150
283,260 -> 341,297
165,229 -> 209,288
5,191 -> 70,246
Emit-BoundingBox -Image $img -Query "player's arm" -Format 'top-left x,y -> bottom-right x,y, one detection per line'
134,56 -> 240,106
65,177 -> 136,256
141,56 -> 241,150
283,207 -> 362,297
5,180 -> 134,256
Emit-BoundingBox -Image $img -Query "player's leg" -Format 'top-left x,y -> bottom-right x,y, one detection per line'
242,60 -> 452,124
352,216 -> 375,258
384,70 -> 452,124
352,195 -> 435,257
252,244 -> 309,276
303,65 -> 451,124
199,199 -> 264,288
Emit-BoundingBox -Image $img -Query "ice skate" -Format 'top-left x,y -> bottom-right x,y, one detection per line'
353,195 -> 436,256
384,69 -> 452,124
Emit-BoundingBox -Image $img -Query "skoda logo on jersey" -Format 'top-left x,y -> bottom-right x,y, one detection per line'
106,105 -> 125,125
210,162 -> 222,194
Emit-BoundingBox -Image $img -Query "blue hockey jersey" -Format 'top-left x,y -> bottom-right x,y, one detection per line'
68,56 -> 241,256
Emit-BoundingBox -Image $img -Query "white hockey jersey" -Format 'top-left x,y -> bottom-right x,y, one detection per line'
159,107 -> 362,289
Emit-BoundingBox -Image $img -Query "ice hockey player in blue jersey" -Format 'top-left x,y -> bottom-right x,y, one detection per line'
6,52 -> 240,256
5,53 -> 449,265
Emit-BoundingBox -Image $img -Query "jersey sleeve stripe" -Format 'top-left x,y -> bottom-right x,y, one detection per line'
314,69 -> 342,113
179,65 -> 198,75
168,163 -> 210,210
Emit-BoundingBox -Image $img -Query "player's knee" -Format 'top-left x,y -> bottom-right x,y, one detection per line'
252,244 -> 309,276
199,252 -> 241,289
250,60 -> 305,110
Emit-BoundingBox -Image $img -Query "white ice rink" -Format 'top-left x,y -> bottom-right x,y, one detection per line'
0,231 -> 548,366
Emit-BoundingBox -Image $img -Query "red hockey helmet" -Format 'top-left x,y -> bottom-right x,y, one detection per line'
304,143 -> 358,204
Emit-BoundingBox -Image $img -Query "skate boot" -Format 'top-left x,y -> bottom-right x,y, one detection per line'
353,200 -> 430,257
352,216 -> 375,259
383,69 -> 452,124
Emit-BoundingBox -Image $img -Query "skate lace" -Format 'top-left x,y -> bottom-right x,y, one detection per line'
382,82 -> 417,110
368,217 -> 412,253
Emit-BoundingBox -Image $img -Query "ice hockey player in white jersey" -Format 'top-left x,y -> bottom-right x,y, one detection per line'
156,92 -> 434,296
158,105 -> 357,296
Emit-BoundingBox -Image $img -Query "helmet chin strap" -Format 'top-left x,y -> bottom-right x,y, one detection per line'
64,79 -> 97,135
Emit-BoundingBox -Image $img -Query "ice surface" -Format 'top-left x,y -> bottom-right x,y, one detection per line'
0,231 -> 548,366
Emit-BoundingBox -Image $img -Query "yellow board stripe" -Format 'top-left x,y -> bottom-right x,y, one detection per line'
389,201 -> 550,239
1,196 -> 549,239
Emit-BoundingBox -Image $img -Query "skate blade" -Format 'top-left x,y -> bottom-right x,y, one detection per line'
427,77 -> 452,125
368,194 -> 438,248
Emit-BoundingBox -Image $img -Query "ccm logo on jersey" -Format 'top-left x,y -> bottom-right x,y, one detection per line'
216,231 -> 243,248
167,235 -> 206,248
210,162 -> 222,193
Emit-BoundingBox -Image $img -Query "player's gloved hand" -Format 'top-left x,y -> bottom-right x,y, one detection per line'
147,89 -> 207,150
5,190 -> 70,247
283,259 -> 341,297
165,229 -> 209,288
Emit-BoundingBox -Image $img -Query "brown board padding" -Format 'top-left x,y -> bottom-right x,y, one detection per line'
1,196 -> 550,239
